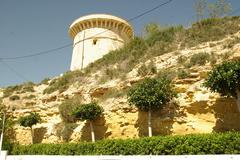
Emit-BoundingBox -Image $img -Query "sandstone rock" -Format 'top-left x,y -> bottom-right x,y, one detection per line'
90,87 -> 110,97
189,72 -> 199,78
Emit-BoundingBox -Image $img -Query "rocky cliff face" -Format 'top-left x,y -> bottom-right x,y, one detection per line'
1,29 -> 240,145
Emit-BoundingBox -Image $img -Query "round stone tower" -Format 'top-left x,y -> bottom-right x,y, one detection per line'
69,14 -> 134,70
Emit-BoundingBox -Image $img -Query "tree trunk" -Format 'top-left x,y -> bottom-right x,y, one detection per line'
148,110 -> 152,137
236,89 -> 240,112
89,121 -> 95,142
30,127 -> 34,144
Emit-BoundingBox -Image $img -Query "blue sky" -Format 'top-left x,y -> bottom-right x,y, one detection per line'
0,0 -> 239,87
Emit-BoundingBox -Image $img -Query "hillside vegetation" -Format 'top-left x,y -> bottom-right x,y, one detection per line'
39,16 -> 240,94
2,16 -> 240,96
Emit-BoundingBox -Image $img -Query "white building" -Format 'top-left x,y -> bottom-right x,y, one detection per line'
69,14 -> 134,70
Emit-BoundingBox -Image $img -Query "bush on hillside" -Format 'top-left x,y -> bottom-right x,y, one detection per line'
9,95 -> 20,101
3,82 -> 35,97
43,71 -> 84,94
190,52 -> 210,66
58,96 -> 82,123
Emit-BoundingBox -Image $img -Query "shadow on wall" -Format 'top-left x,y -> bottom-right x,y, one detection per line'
55,123 -> 78,142
211,97 -> 240,132
33,127 -> 47,143
186,97 -> 240,132
135,102 -> 186,137
80,115 -> 108,142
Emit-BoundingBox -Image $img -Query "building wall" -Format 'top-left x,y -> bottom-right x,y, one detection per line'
70,27 -> 129,70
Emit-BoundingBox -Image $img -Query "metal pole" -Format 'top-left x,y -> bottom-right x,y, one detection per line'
0,112 -> 6,152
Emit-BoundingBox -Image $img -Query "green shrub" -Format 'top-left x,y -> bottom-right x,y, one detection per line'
177,55 -> 187,64
190,52 -> 210,66
21,82 -> 35,93
19,112 -> 41,128
40,78 -> 50,85
156,69 -> 177,81
146,26 -> 184,47
9,95 -> 20,101
72,103 -> 103,121
177,69 -> 190,79
10,132 -> 240,155
58,96 -> 82,123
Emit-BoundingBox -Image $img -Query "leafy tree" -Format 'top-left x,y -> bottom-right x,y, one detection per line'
204,60 -> 240,112
0,103 -> 14,151
127,77 -> 176,137
72,102 -> 103,142
208,0 -> 231,18
144,23 -> 161,38
194,0 -> 207,21
19,112 -> 41,144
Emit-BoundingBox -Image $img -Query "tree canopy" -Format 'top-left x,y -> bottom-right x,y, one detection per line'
72,103 -> 103,121
19,112 -> 41,128
204,60 -> 240,98
127,77 -> 176,111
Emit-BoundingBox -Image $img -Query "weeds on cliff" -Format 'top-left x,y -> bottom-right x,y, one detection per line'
3,82 -> 35,97
40,78 -> 50,85
43,70 -> 84,94
177,55 -> 187,65
137,63 -> 157,77
97,88 -> 128,102
23,94 -> 36,100
189,52 -> 210,66
9,95 -> 20,101
58,96 -> 82,123
156,68 -> 177,81
177,69 -> 190,79
85,17 -> 240,78
222,51 -> 234,59
181,17 -> 240,48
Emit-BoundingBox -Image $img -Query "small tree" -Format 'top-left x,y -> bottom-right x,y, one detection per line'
72,103 -> 103,142
194,0 -> 207,21
19,112 -> 41,144
208,0 -> 231,18
127,77 -> 176,137
204,60 -> 240,112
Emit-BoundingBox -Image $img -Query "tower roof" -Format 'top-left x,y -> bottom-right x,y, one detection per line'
69,14 -> 134,39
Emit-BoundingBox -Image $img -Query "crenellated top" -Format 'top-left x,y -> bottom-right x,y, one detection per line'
69,14 -> 134,39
